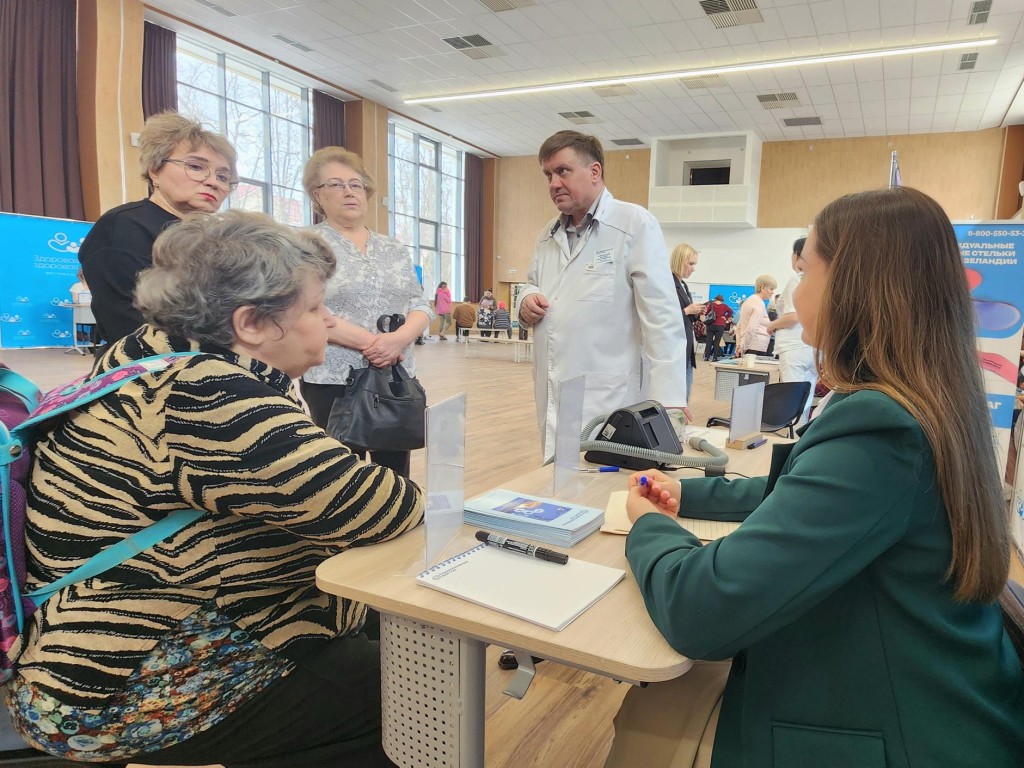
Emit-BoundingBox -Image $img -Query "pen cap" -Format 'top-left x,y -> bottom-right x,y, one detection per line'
475,530 -> 493,543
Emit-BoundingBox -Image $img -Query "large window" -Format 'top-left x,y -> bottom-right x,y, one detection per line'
176,37 -> 312,226
389,123 -> 465,299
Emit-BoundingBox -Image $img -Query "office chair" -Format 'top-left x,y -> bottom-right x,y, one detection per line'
706,381 -> 813,439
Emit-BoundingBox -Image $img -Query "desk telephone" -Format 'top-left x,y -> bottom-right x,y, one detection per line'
582,400 -> 727,471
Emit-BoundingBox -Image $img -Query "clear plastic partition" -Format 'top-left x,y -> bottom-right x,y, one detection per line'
552,375 -> 586,498
423,392 -> 467,566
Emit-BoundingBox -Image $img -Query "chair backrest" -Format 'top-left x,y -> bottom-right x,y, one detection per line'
760,382 -> 813,435
999,579 -> 1024,667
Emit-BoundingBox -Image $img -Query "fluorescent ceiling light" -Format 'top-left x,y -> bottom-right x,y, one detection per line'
405,38 -> 999,105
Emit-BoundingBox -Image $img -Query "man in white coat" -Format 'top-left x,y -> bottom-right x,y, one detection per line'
517,130 -> 689,462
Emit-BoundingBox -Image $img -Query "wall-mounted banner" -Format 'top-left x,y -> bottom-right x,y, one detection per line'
707,284 -> 754,318
954,223 -> 1024,554
0,212 -> 93,349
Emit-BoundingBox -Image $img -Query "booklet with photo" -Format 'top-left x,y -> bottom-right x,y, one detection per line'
463,489 -> 604,547
416,543 -> 624,631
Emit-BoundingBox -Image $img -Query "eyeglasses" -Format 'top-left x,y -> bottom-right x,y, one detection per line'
163,158 -> 239,191
316,179 -> 366,193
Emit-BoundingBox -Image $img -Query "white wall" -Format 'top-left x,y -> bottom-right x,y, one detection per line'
662,226 -> 807,291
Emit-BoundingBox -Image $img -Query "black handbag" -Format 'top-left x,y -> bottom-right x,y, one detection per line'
326,364 -> 426,452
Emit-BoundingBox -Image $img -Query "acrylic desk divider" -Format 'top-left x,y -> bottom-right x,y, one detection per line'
727,379 -> 765,449
553,374 -> 586,498
422,391 -> 468,569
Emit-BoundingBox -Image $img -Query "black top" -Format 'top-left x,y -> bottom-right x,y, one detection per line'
78,199 -> 180,343
673,275 -> 697,369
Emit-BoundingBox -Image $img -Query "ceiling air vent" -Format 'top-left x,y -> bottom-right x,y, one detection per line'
592,84 -> 637,98
368,79 -> 398,92
558,110 -> 602,125
194,0 -> 236,17
783,116 -> 822,127
442,34 -> 506,59
757,92 -> 799,109
682,75 -> 725,90
958,52 -> 979,71
968,0 -> 992,24
272,34 -> 313,53
477,0 -> 537,11
699,0 -> 764,29
611,138 -> 645,146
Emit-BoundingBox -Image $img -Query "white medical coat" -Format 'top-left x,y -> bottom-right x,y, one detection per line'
518,188 -> 689,461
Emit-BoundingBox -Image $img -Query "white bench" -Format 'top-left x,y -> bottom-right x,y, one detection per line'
462,333 -> 533,362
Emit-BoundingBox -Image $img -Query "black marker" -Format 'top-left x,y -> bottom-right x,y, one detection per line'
474,530 -> 569,565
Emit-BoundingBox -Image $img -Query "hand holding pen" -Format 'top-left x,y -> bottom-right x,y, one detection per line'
627,469 -> 680,522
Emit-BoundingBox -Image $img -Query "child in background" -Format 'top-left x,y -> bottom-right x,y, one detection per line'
721,321 -> 737,358
434,281 -> 452,340
492,301 -> 512,338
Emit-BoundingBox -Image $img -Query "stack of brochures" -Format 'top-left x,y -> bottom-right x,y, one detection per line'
463,489 -> 604,547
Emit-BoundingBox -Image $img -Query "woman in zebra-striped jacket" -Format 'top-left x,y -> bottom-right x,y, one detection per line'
7,211 -> 423,767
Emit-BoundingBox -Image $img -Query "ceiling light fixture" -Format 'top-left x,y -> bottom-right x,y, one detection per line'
405,38 -> 998,105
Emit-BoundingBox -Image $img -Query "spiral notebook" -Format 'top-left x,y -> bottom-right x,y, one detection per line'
416,544 -> 625,631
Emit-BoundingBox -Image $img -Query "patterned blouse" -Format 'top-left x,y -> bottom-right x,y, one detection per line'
8,326 -> 424,757
303,223 -> 433,383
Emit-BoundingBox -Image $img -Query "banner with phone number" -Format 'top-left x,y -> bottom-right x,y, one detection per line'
953,224 -> 1024,551
0,212 -> 93,349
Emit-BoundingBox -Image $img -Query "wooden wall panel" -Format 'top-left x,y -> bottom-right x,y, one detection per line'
996,125 -> 1024,219
77,0 -> 147,220
757,129 -> 1006,227
342,99 -> 390,233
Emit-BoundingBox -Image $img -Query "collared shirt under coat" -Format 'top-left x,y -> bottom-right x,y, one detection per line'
518,188 -> 689,461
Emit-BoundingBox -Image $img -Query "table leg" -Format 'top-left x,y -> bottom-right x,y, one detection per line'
380,614 -> 486,767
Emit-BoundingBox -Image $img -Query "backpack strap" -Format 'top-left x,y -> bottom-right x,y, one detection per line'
25,508 -> 206,607
3,351 -> 204,632
0,369 -> 41,413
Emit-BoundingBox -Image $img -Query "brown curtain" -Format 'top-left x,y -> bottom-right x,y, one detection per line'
464,152 -> 483,300
313,90 -> 346,150
0,0 -> 84,219
142,21 -> 177,119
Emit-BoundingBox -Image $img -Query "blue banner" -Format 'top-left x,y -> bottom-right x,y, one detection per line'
707,284 -> 753,318
0,213 -> 93,349
953,224 -> 1024,473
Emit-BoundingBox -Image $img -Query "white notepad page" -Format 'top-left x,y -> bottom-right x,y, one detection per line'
416,544 -> 624,631
600,490 -> 740,541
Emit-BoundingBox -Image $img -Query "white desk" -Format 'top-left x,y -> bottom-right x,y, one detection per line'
711,360 -> 780,401
57,301 -> 96,356
316,436 -> 782,768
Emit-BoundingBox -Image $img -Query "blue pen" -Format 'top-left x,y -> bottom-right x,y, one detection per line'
639,476 -> 649,486
578,466 -> 620,473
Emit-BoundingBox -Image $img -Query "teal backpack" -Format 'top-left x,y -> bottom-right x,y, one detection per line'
0,353 -> 204,681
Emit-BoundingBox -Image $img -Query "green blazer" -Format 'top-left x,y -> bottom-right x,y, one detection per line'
626,391 -> 1024,767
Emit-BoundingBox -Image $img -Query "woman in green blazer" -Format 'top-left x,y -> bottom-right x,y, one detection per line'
609,187 -> 1024,768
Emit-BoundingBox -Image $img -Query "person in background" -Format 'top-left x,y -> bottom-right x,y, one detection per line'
453,297 -> 476,341
764,293 -> 780,357
68,269 -> 98,348
477,289 -> 496,338
79,111 -> 237,346
721,318 -> 737,358
704,295 -> 733,362
492,300 -> 512,339
518,130 -> 688,462
607,187 -> 1024,768
670,243 -> 703,421
300,146 -> 433,477
9,210 -> 424,767
768,236 -> 817,425
736,275 -> 777,357
434,281 -> 453,340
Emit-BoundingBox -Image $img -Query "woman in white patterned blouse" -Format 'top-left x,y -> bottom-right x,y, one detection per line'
300,147 -> 434,477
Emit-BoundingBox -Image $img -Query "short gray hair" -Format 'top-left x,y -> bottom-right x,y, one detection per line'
136,210 -> 336,347
138,111 -> 238,194
754,274 -> 778,293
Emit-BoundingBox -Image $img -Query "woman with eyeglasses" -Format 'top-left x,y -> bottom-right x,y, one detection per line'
300,147 -> 433,477
78,111 -> 237,346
